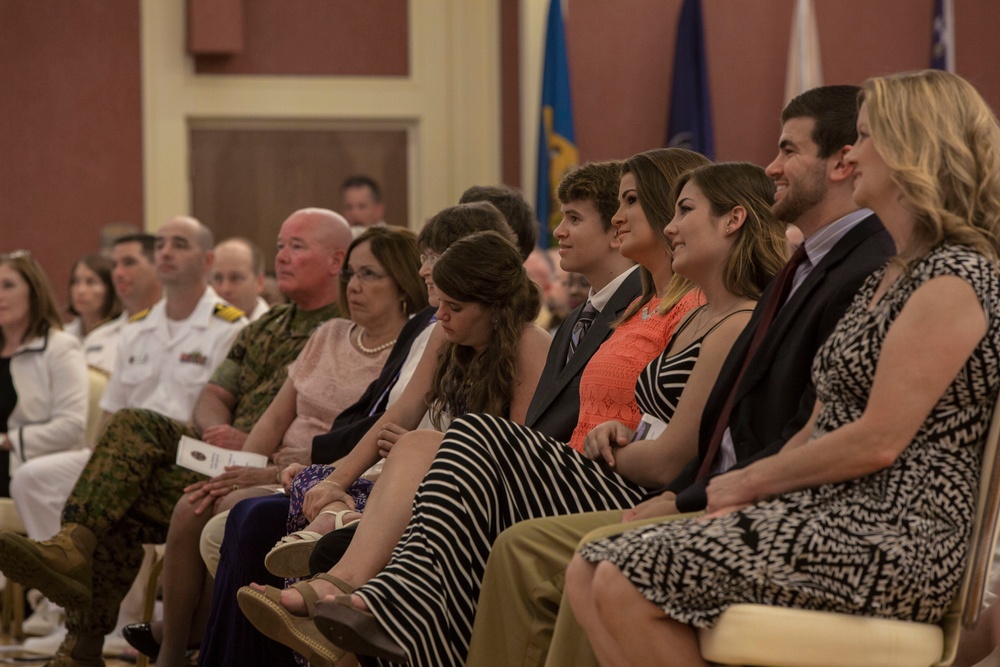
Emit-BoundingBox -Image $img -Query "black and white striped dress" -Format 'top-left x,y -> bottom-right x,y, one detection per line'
580,244 -> 1000,627
353,311 -> 723,666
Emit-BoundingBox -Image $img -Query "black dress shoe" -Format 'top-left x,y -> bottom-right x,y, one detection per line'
122,622 -> 160,661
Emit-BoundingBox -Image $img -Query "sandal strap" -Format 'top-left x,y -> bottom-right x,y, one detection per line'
290,580 -> 320,616
314,573 -> 355,595
317,508 -> 361,530
277,530 -> 323,546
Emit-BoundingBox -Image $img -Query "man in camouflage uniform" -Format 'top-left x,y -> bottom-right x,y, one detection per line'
0,209 -> 352,667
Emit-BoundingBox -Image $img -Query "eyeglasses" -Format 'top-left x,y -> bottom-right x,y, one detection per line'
340,267 -> 388,284
419,253 -> 441,266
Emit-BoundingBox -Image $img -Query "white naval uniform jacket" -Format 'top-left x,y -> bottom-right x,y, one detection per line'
100,287 -> 246,423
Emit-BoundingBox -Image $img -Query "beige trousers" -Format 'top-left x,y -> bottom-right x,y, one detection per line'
466,509 -> 700,667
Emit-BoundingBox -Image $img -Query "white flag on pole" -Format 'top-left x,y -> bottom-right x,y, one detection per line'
784,0 -> 823,103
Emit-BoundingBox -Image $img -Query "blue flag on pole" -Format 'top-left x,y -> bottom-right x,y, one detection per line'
931,0 -> 954,72
535,0 -> 579,249
666,0 -> 714,159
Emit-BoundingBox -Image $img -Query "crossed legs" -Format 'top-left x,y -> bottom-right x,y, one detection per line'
270,431 -> 443,612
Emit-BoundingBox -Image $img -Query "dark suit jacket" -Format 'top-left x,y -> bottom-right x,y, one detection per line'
310,306 -> 437,464
525,269 -> 642,441
670,215 -> 894,511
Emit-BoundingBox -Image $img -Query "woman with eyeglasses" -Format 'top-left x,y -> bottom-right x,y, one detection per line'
0,251 -> 88,497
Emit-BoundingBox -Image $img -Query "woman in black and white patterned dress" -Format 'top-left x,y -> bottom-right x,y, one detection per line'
567,70 -> 1000,667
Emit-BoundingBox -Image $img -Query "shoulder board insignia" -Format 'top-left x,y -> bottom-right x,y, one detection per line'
213,303 -> 245,322
129,309 -> 150,322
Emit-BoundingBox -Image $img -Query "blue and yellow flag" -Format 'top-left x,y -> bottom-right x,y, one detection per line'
536,0 -> 579,249
666,0 -> 714,159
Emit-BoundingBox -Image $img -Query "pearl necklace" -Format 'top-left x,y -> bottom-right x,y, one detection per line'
355,326 -> 396,354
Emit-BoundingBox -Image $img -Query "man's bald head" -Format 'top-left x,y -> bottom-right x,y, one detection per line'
168,215 -> 214,251
294,208 -> 353,253
274,208 -> 351,310
155,215 -> 214,288
211,238 -> 264,314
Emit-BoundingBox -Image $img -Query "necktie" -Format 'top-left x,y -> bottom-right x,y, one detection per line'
567,301 -> 599,363
696,244 -> 809,480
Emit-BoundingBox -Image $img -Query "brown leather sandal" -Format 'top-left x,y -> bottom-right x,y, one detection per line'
237,574 -> 354,667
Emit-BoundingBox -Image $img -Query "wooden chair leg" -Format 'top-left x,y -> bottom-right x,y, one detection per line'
11,581 -> 24,640
135,547 -> 164,667
1,580 -> 25,640
0,579 -> 11,635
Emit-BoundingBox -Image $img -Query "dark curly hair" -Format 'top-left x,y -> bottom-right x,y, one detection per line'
427,231 -> 541,427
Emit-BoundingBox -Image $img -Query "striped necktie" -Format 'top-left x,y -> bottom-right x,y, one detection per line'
567,301 -> 599,363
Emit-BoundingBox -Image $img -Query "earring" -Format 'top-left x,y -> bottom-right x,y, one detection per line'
402,299 -> 408,318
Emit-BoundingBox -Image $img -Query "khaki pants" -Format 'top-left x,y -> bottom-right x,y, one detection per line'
466,510 -> 700,667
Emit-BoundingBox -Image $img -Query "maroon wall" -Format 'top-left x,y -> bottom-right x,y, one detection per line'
566,0 -> 1000,166
0,2 -> 143,305
193,0 -> 409,76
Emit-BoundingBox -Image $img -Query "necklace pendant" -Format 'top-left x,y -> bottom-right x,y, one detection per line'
641,305 -> 651,321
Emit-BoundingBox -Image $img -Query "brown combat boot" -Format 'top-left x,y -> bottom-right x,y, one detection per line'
45,632 -> 106,667
0,523 -> 96,608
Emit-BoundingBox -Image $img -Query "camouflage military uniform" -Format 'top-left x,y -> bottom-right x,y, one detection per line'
60,302 -> 341,636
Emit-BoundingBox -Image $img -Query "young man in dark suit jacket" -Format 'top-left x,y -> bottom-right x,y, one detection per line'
525,160 -> 640,442
464,85 -> 896,667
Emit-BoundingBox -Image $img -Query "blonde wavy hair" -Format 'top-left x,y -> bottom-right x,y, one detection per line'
860,70 -> 1000,260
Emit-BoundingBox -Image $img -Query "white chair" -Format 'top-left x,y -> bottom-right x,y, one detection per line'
699,392 -> 1000,667
83,366 -> 110,448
